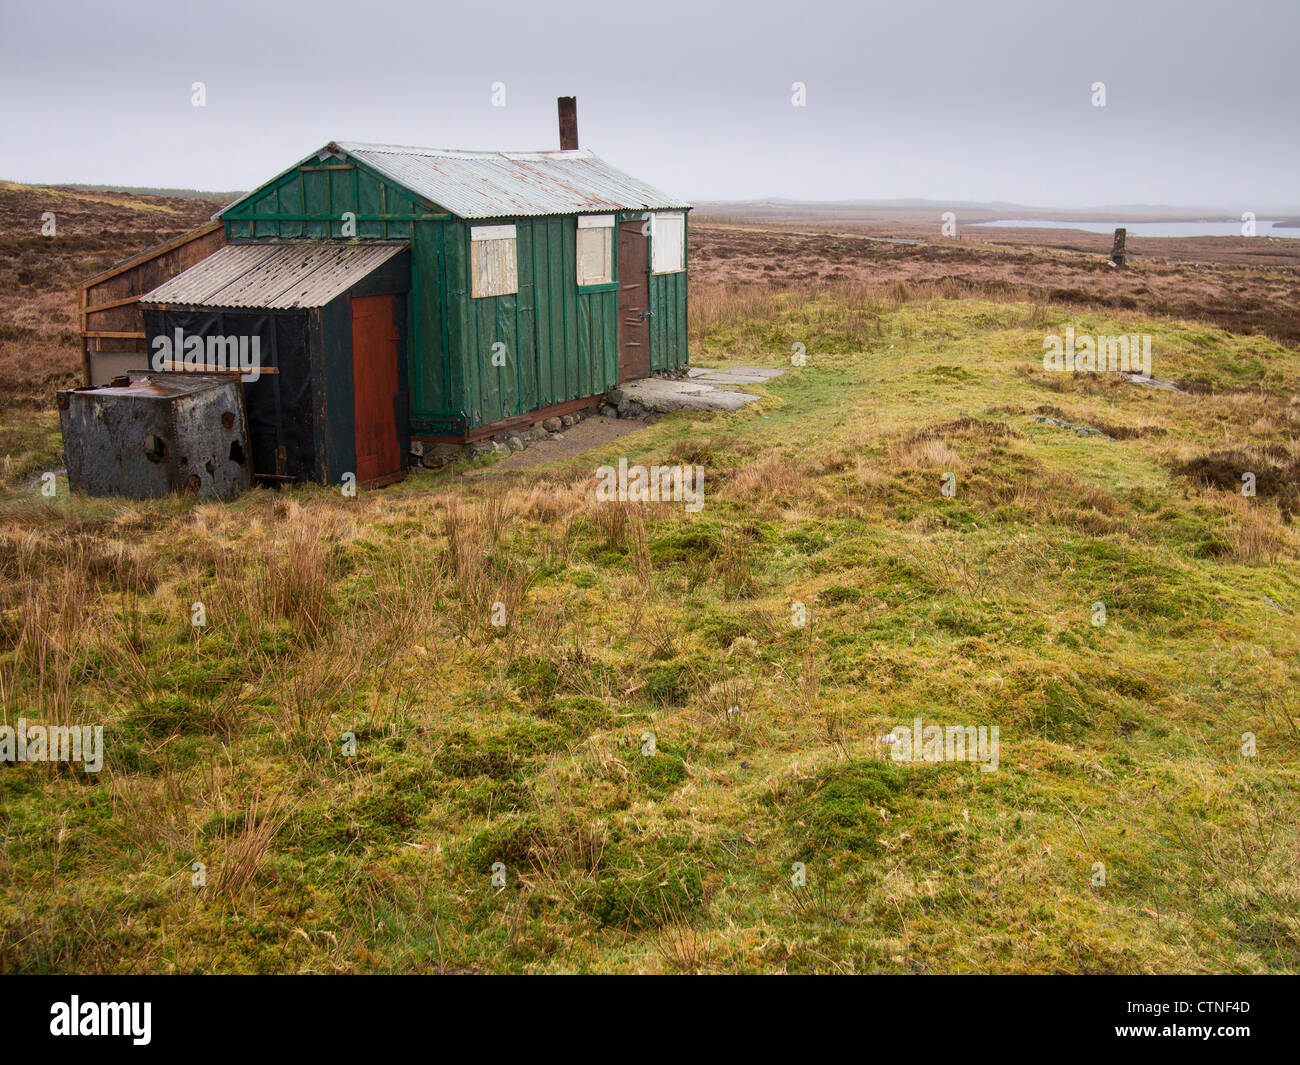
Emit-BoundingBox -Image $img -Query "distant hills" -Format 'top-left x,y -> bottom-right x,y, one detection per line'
692,198 -> 1300,221
55,183 -> 247,201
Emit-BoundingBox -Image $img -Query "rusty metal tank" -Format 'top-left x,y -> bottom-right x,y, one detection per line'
57,372 -> 252,501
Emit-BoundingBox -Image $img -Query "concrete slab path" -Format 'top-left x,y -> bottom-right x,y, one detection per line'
610,366 -> 783,413
687,366 -> 786,385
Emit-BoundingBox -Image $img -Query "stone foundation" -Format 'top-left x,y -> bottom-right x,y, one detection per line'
410,394 -> 662,471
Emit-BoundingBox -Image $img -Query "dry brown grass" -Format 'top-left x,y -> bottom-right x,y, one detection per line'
717,529 -> 757,599
0,533 -> 90,722
854,459 -> 890,489
592,498 -> 628,553
273,639 -> 363,740
689,284 -> 791,340
690,221 -> 1300,346
107,770 -> 192,858
507,481 -> 586,525
258,531 -> 335,641
892,439 -> 961,470
719,453 -> 813,520
214,794 -> 289,901
1220,494 -> 1291,564
440,494 -> 535,635
656,919 -> 711,973
368,539 -> 450,634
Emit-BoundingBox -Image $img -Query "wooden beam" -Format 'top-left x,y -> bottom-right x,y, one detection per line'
152,361 -> 279,375
79,286 -> 91,385
83,293 -> 141,315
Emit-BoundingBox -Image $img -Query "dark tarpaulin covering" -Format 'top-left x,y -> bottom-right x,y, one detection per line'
141,308 -> 316,481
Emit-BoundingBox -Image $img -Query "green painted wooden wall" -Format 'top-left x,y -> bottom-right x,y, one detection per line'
443,216 -> 621,432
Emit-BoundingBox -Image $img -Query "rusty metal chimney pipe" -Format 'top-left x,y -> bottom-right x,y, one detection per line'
558,96 -> 578,151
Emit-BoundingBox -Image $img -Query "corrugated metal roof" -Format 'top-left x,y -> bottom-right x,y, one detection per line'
140,241 -> 407,309
331,143 -> 692,219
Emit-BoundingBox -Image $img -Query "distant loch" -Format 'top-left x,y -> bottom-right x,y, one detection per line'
971,219 -> 1300,238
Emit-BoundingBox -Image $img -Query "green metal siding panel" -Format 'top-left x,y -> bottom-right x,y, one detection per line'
649,269 -> 689,372
451,216 -> 622,430
440,224 -> 462,430
500,295 -> 518,418
532,220 -> 555,411
444,220 -> 471,428
379,181 -> 415,241
545,219 -> 566,405
645,211 -> 689,372
277,179 -> 304,238
221,161 -> 441,241
357,170 -> 384,238
303,170 -> 330,238
407,221 -> 450,428
331,168 -> 355,233
560,221 -> 578,398
252,188 -> 278,238
577,296 -> 594,397
468,290 -> 507,425
515,223 -> 538,417
468,261 -> 484,424
403,221 -> 463,436
577,290 -> 618,397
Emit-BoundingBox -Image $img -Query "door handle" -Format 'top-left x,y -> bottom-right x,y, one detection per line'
638,311 -> 653,319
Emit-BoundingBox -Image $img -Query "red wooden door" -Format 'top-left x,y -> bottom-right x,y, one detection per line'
618,221 -> 651,382
351,294 -> 401,483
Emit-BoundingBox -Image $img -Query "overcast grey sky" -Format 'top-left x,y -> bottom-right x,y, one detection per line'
2,0 -> 1296,209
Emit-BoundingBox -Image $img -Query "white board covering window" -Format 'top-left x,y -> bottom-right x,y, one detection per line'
576,214 -> 614,286
650,212 -> 685,274
470,224 -> 518,298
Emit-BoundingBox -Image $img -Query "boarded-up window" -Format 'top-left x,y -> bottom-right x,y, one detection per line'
576,214 -> 614,286
651,212 -> 685,274
470,224 -> 518,298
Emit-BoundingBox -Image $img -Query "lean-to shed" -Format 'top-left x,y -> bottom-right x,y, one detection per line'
139,241 -> 411,486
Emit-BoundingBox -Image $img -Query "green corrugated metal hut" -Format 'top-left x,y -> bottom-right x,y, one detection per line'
214,107 -> 690,442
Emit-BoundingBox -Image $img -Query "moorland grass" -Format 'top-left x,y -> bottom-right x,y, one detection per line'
1,291 -> 1297,973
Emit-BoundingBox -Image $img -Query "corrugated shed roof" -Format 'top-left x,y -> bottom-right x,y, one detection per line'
331,143 -> 692,219
140,241 -> 407,309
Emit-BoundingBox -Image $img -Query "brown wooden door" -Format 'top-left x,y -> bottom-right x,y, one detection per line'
351,293 -> 402,484
618,220 -> 651,381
